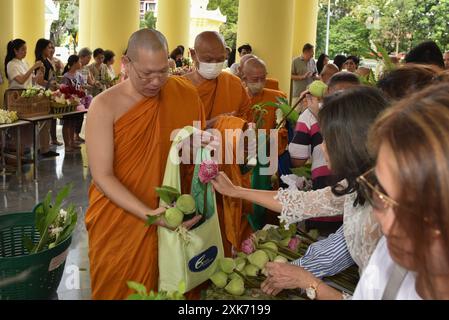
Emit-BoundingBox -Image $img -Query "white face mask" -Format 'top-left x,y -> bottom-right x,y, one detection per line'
246,81 -> 265,95
197,61 -> 224,80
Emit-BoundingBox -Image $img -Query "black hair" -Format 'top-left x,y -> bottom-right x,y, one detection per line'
63,55 -> 80,74
78,47 -> 92,58
177,45 -> 185,55
35,38 -> 52,62
405,41 -> 444,69
93,48 -> 105,58
169,47 -> 183,60
346,55 -> 360,66
328,71 -> 361,89
377,64 -> 439,101
103,50 -> 115,65
4,39 -> 26,79
238,44 -> 252,54
318,86 -> 389,206
333,55 -> 347,71
316,53 -> 329,74
302,43 -> 314,53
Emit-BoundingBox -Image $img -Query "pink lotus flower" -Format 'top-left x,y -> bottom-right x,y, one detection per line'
288,236 -> 301,252
241,238 -> 255,255
199,160 -> 219,184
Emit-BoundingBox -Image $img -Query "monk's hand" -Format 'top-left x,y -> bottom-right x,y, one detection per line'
154,214 -> 202,231
181,214 -> 203,230
210,172 -> 239,198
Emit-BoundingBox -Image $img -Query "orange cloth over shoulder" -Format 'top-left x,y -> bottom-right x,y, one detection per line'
265,78 -> 280,91
212,116 -> 253,256
194,72 -> 251,121
85,77 -> 205,300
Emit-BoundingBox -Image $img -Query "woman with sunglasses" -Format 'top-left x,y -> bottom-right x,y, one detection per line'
355,83 -> 449,299
211,86 -> 389,299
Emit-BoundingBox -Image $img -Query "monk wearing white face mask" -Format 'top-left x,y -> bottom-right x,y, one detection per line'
243,58 -> 286,131
184,31 -> 252,128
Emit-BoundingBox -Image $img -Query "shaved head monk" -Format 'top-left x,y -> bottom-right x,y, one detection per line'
184,31 -> 251,127
242,58 -> 288,229
85,29 -> 204,300
237,53 -> 280,91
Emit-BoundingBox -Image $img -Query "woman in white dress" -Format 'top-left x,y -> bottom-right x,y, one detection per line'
213,83 -> 449,300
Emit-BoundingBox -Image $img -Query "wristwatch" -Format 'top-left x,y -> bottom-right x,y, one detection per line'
306,281 -> 322,300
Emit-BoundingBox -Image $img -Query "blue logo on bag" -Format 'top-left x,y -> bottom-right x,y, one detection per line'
188,246 -> 218,273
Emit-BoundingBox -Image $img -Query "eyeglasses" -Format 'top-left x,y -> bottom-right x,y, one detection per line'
357,168 -> 399,211
126,56 -> 169,83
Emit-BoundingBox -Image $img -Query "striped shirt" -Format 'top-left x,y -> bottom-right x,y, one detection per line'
289,109 -> 342,223
291,226 -> 355,278
289,109 -> 331,188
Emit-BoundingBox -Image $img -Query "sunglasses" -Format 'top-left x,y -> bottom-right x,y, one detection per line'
357,168 -> 399,211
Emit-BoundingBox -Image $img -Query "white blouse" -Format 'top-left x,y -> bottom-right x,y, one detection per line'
276,184 -> 382,274
7,58 -> 32,89
353,237 -> 422,300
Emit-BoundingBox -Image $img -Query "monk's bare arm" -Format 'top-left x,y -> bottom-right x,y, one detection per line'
86,97 -> 164,221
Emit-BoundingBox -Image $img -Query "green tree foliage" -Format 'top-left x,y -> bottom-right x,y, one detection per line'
207,0 -> 239,49
50,0 -> 79,49
315,0 -> 449,58
140,11 -> 157,30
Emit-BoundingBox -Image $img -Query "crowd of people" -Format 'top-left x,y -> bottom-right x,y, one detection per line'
3,27 -> 449,301
3,38 -> 122,156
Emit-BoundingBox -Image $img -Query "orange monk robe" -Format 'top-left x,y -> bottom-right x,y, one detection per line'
248,88 -> 289,155
85,77 -> 205,300
213,116 -> 253,256
265,78 -> 280,91
192,72 -> 252,122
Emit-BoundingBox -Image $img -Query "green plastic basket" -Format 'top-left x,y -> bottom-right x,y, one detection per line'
0,210 -> 72,300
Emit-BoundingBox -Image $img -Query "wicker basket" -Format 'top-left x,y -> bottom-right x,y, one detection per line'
50,102 -> 77,114
0,210 -> 72,300
8,96 -> 51,118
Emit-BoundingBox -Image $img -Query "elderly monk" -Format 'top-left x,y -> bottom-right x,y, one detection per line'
184,31 -> 251,127
241,57 -> 288,229
237,53 -> 280,91
85,29 -> 204,300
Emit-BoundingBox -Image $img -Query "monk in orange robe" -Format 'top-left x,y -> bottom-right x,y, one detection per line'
85,29 -> 204,300
184,31 -> 251,125
234,53 -> 281,92
213,115 -> 253,255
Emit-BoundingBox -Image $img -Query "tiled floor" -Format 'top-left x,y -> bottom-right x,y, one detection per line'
0,123 -> 92,300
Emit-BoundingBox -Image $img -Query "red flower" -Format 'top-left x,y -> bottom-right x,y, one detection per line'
198,160 -> 219,184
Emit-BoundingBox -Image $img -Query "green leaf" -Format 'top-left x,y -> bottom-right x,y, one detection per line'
34,204 -> 46,237
145,214 -> 161,227
127,281 -> 148,295
22,236 -> 35,253
156,186 -> 180,206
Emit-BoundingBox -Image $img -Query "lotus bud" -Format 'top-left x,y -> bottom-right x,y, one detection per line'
225,278 -> 245,296
164,207 -> 184,228
273,256 -> 288,263
308,80 -> 328,98
198,160 -> 219,184
229,272 -> 243,281
210,271 -> 228,288
264,249 -> 277,262
241,238 -> 255,255
288,236 -> 301,252
219,257 -> 235,274
243,264 -> 259,277
248,250 -> 269,269
234,257 -> 246,272
259,241 -> 278,253
279,237 -> 291,247
176,194 -> 196,215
